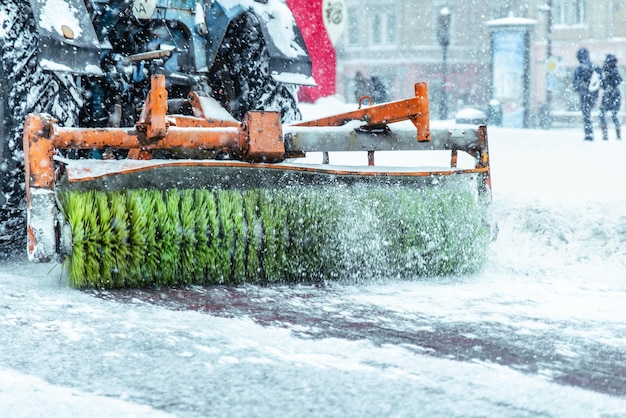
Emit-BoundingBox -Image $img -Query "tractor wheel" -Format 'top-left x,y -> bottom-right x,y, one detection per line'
0,1 -> 81,256
208,12 -> 301,123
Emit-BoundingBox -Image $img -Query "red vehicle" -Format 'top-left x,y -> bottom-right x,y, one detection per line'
286,0 -> 344,102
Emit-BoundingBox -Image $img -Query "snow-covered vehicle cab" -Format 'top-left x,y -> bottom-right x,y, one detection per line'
0,0 -> 313,252
33,0 -> 314,123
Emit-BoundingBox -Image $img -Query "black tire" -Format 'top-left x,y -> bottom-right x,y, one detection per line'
208,13 -> 301,124
0,1 -> 81,256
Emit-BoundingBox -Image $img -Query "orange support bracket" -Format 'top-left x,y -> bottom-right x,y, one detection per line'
136,74 -> 169,140
293,82 -> 431,142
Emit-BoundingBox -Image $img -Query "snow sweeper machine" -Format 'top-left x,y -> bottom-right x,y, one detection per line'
1,0 -> 493,288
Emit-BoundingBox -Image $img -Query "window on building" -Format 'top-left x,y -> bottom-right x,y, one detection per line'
348,8 -> 359,46
553,0 -> 587,25
372,15 -> 382,44
369,9 -> 397,46
574,0 -> 586,24
387,13 -> 397,44
553,0 -> 566,25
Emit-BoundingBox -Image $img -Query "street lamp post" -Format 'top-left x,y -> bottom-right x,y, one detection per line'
546,0 -> 553,110
437,7 -> 451,120
538,1 -> 553,128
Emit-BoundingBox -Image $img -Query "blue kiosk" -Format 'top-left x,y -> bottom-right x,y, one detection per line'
486,15 -> 536,128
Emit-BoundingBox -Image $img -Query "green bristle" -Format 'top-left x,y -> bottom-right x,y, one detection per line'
164,189 -> 183,284
192,189 -> 211,283
94,191 -> 114,287
63,191 -> 88,287
84,193 -> 101,284
110,192 -> 132,287
203,191 -> 221,284
125,191 -> 147,287
179,190 -> 198,284
282,187 -> 336,282
84,192 -> 105,286
279,190 -> 302,282
230,192 -> 247,284
243,189 -> 261,284
273,192 -> 288,281
140,190 -> 161,284
59,177 -> 490,289
149,191 -> 168,283
216,190 -> 234,283
382,186 -> 426,275
258,189 -> 280,282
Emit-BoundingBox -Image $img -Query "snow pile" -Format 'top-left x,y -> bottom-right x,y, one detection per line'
218,0 -> 308,58
37,0 -> 84,38
0,369 -> 174,418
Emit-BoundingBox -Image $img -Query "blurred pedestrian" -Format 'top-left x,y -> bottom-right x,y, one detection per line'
354,71 -> 370,102
371,76 -> 388,103
599,54 -> 622,141
572,48 -> 602,141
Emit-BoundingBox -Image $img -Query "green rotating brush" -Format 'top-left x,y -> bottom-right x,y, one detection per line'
60,177 -> 491,289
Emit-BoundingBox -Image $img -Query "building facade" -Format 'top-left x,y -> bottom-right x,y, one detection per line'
335,0 -> 625,126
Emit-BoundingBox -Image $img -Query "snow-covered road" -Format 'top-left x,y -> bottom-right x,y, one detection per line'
1,125 -> 626,417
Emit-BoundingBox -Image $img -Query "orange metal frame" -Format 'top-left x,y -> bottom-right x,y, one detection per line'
23,74 -> 493,196
23,74 -> 440,189
293,83 -> 431,142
